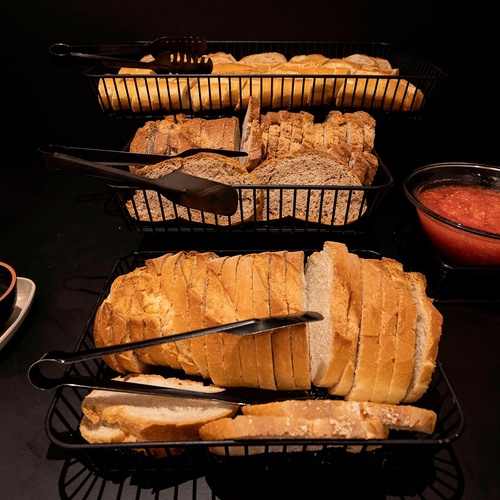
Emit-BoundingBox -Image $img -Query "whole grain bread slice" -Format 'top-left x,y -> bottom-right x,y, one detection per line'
251,150 -> 365,225
127,152 -> 262,225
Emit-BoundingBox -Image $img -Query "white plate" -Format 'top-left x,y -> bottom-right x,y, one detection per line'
0,277 -> 36,351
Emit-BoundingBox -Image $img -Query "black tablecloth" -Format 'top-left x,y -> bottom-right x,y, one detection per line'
1,146 -> 499,499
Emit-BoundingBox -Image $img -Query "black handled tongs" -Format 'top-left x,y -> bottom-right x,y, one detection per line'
49,36 -> 213,74
40,145 -> 246,216
28,311 -> 323,405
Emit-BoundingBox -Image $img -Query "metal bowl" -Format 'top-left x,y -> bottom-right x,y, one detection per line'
404,163 -> 500,266
0,262 -> 17,327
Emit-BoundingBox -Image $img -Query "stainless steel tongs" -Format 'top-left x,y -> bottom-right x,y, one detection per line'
28,311 -> 323,405
49,36 -> 213,74
39,145 -> 246,216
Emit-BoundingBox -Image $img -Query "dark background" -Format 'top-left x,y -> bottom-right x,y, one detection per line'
5,0 -> 499,164
2,2 -> 499,499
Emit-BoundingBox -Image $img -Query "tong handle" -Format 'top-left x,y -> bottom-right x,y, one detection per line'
50,37 -> 207,58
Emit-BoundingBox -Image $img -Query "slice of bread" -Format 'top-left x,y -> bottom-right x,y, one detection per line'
402,272 -> 443,402
268,250 -> 295,390
251,149 -> 365,225
286,251 -> 311,390
80,374 -> 239,447
126,152 -> 262,225
328,251 -> 362,396
242,399 -> 436,434
380,258 -> 417,404
235,253 -> 260,388
345,258 -> 382,401
305,241 -> 354,388
369,260 -> 399,403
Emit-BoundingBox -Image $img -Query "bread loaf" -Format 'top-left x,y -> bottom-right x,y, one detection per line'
93,243 -> 443,406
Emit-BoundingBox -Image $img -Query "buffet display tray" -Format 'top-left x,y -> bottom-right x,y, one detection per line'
82,41 -> 446,119
43,251 -> 464,475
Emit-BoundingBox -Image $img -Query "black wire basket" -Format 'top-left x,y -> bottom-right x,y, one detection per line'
84,41 -> 446,119
43,250 -> 464,476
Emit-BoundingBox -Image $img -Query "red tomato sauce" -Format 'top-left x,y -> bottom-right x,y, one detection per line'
418,185 -> 500,234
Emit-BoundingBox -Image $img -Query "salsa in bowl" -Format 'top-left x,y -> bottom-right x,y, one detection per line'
404,163 -> 500,266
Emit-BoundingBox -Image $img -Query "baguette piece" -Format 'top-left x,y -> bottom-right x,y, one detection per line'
80,374 -> 239,451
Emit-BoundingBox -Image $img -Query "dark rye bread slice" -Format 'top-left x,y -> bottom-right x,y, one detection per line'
305,241 -> 353,388
126,152 -> 262,225
251,149 -> 366,225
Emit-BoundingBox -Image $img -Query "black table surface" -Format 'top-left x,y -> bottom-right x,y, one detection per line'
1,134 -> 499,499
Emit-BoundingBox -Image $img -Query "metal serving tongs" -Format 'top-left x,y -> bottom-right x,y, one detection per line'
49,36 -> 213,74
39,145 -> 246,216
28,311 -> 323,406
